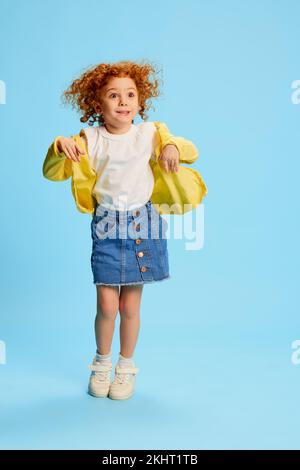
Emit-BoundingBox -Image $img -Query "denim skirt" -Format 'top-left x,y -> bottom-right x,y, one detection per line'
90,199 -> 171,286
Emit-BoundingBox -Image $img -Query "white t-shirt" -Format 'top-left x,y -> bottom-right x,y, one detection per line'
82,121 -> 158,211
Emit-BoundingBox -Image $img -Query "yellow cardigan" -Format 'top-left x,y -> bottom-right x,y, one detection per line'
42,121 -> 208,215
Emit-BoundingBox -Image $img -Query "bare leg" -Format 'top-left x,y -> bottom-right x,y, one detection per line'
95,285 -> 120,355
119,285 -> 144,358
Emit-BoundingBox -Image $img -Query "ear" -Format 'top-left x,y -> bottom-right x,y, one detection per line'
94,103 -> 102,114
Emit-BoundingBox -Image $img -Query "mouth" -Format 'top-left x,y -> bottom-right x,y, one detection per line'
116,110 -> 130,116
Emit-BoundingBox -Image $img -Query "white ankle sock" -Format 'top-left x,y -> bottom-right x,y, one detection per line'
117,353 -> 135,368
96,350 -> 112,363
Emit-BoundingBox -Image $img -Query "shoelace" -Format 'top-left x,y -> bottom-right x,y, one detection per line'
112,365 -> 139,385
89,361 -> 112,383
113,372 -> 133,385
94,369 -> 111,383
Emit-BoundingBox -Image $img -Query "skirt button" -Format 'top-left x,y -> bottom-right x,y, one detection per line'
135,239 -> 141,245
138,251 -> 144,257
141,266 -> 147,272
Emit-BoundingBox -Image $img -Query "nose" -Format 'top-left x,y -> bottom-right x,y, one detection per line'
119,94 -> 128,106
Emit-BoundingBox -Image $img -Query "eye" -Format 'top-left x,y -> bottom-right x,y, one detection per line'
108,92 -> 136,98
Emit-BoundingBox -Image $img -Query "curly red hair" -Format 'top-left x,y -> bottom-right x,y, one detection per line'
61,59 -> 163,126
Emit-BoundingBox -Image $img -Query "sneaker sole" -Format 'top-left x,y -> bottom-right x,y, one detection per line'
108,391 -> 134,400
88,388 -> 109,398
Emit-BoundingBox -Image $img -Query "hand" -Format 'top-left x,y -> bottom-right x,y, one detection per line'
158,144 -> 179,173
56,137 -> 84,162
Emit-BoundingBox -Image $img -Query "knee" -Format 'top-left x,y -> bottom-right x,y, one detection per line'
119,300 -> 139,320
97,299 -> 119,321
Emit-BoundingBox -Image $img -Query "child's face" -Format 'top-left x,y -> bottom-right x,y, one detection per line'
97,76 -> 140,127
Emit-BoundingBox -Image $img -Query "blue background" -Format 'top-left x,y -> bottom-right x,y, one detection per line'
1,0 -> 300,450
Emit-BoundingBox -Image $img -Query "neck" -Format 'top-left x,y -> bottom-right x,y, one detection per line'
103,122 -> 133,135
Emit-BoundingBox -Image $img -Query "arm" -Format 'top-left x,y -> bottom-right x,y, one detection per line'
153,121 -> 199,164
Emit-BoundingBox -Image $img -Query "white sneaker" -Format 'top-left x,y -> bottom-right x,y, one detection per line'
88,357 -> 113,398
108,364 -> 139,400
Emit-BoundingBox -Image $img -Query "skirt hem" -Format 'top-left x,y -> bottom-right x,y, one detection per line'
93,275 -> 171,286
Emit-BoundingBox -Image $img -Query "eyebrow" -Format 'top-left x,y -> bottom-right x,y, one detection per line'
106,87 -> 137,93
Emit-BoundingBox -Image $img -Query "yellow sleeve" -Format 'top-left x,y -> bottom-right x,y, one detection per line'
153,121 -> 199,164
42,136 -> 72,181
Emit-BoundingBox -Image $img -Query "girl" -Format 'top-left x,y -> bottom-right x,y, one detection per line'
43,60 -> 208,401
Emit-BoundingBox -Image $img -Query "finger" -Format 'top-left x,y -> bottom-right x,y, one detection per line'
68,145 -> 78,162
69,145 -> 80,162
62,146 -> 77,162
75,143 -> 85,155
61,146 -> 73,161
164,161 -> 169,173
71,143 -> 81,161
